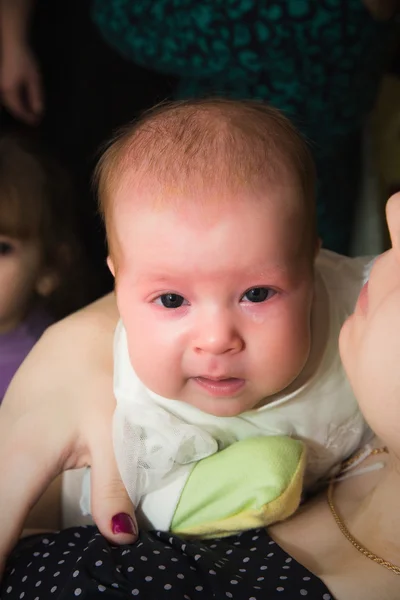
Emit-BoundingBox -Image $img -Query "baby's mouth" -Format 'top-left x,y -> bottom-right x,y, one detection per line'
193,376 -> 245,397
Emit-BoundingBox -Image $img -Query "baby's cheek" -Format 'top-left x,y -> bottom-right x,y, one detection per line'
126,318 -> 180,395
278,325 -> 310,368
251,313 -> 310,385
276,310 -> 312,371
127,317 -> 156,364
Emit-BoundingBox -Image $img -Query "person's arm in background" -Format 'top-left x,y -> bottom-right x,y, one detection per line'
0,0 -> 43,123
0,293 -> 137,578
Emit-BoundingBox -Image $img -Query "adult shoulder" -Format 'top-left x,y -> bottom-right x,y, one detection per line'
2,293 -> 118,414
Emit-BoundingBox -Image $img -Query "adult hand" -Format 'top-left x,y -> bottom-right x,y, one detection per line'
0,294 -> 137,577
0,41 -> 43,124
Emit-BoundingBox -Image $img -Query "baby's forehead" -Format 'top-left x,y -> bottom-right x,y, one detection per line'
111,176 -> 310,268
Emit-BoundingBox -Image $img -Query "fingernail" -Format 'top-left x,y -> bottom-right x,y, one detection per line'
112,513 -> 137,536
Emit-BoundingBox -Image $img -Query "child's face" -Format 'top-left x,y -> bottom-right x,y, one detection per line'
0,235 -> 44,333
111,188 -> 315,417
339,193 -> 400,453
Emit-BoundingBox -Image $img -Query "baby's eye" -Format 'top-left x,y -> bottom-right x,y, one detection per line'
155,293 -> 187,309
0,241 -> 14,256
241,287 -> 276,303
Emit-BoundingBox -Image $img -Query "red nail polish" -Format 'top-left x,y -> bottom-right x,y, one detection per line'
112,513 -> 136,536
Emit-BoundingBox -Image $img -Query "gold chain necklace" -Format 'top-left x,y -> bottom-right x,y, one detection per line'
327,446 -> 400,576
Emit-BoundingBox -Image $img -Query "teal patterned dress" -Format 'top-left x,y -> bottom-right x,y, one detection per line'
92,0 -> 395,253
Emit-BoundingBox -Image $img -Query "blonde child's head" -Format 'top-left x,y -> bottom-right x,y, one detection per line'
95,99 -> 318,416
0,134 -> 88,332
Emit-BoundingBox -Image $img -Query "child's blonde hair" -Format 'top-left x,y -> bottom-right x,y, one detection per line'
0,134 -> 89,319
94,98 -> 317,261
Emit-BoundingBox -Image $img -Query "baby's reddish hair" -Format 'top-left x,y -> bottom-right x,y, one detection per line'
94,99 -> 317,259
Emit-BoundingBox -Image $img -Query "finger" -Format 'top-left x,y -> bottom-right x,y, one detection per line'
90,427 -> 137,545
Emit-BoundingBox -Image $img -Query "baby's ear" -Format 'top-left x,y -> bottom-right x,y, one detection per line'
107,256 -> 115,278
35,271 -> 59,297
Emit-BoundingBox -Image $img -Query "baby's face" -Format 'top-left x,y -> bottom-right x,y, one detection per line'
112,188 -> 315,417
0,235 -> 43,333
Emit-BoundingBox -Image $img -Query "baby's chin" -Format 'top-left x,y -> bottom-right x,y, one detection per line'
175,384 -> 271,417
184,396 -> 258,417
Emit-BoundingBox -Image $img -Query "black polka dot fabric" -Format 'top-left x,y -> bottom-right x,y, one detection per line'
2,527 -> 334,599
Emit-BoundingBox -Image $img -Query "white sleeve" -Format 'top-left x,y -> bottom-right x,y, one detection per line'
112,321 -> 218,508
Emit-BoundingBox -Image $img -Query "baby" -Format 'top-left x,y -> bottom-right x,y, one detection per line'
80,99 -> 372,536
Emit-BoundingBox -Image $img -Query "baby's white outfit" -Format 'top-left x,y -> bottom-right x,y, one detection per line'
81,250 -> 373,530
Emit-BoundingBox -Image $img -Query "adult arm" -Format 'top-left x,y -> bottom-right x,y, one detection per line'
0,293 -> 136,577
0,0 -> 43,123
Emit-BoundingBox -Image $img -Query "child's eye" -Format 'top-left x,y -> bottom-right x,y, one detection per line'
155,293 -> 187,309
241,287 -> 276,303
0,241 -> 14,256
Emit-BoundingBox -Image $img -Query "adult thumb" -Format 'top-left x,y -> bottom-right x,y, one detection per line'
90,444 -> 138,544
